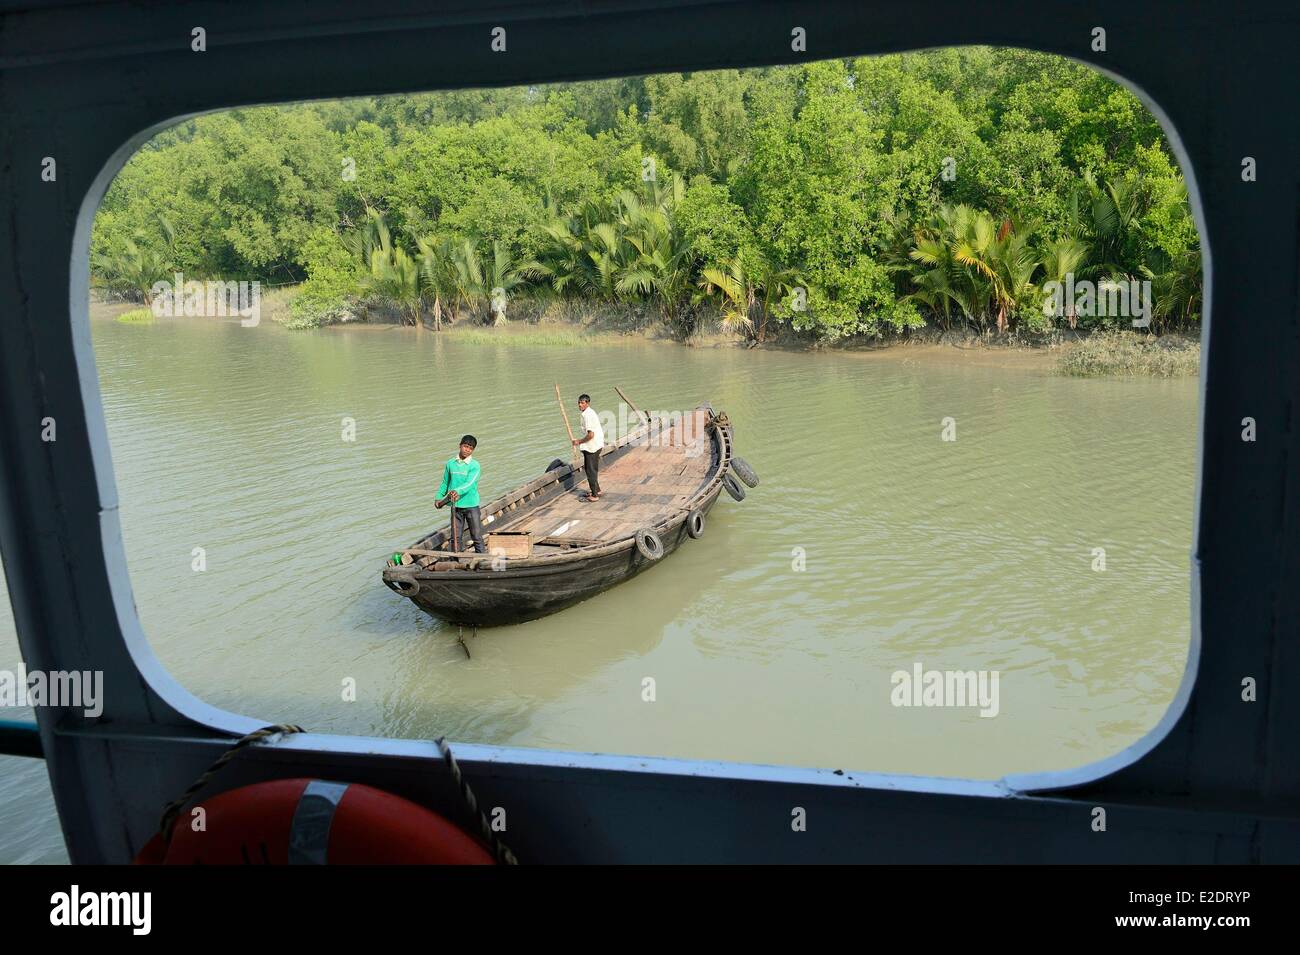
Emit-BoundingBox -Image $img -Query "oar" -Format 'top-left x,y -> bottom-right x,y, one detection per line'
615,384 -> 648,430
555,383 -> 580,469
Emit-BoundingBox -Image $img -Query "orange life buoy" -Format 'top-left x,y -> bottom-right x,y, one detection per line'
133,778 -> 495,865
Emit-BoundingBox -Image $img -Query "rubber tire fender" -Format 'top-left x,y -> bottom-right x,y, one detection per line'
385,575 -> 421,596
730,456 -> 759,488
635,528 -> 665,560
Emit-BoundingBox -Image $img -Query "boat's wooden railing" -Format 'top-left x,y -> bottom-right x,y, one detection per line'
399,535 -> 607,566
399,548 -> 463,560
535,536 -> 604,549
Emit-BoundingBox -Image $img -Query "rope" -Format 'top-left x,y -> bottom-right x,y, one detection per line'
154,724 -> 520,865
707,409 -> 731,430
435,736 -> 520,865
158,723 -> 305,844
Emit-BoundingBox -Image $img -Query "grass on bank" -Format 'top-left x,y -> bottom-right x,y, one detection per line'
443,328 -> 599,347
115,307 -> 155,324
1057,331 -> 1200,378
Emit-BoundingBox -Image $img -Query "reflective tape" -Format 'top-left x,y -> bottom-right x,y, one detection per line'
287,780 -> 350,865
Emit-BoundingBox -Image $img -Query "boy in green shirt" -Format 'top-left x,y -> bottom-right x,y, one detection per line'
435,434 -> 487,553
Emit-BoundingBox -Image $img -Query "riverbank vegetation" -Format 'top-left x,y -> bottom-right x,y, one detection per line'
114,307 -> 155,324
91,48 -> 1202,361
1058,331 -> 1199,378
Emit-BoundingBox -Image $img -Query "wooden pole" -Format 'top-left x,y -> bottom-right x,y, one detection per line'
614,385 -> 648,429
555,383 -> 580,468
437,493 -> 459,552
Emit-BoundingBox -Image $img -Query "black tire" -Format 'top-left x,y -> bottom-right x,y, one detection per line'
722,473 -> 746,502
686,509 -> 705,539
635,528 -> 665,560
384,575 -> 420,597
547,458 -> 567,472
730,456 -> 759,488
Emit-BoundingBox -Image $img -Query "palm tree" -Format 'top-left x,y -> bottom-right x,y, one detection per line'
415,235 -> 458,330
615,175 -> 700,336
341,208 -> 391,269
92,237 -> 171,304
988,230 -> 1040,334
533,220 -> 592,297
1065,170 -> 1147,279
1141,246 -> 1203,331
534,210 -> 634,302
617,210 -> 695,336
531,171 -> 697,336
530,172 -> 691,324
907,205 -> 996,328
902,220 -> 962,328
584,221 -> 630,301
699,252 -> 800,342
906,204 -> 1045,334
947,206 -> 1004,329
1039,237 -> 1090,328
364,244 -> 422,326
483,241 -> 543,325
1140,181 -> 1202,332
345,210 -> 422,325
91,213 -> 176,304
439,239 -> 542,325
700,258 -> 756,337
449,239 -> 486,321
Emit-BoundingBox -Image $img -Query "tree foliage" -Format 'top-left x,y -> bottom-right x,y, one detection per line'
93,49 -> 1201,338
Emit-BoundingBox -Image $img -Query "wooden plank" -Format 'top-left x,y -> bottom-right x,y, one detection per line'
396,403 -> 722,562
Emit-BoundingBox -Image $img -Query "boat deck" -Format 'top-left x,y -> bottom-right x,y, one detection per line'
492,407 -> 713,547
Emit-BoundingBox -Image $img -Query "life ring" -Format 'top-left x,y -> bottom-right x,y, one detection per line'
722,473 -> 746,501
134,778 -> 494,865
384,575 -> 420,596
686,509 -> 705,539
730,456 -> 759,488
635,528 -> 664,560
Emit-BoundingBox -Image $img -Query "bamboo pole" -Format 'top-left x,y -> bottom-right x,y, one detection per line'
555,383 -> 580,468
615,385 -> 648,429
436,484 -> 458,551
439,493 -> 459,552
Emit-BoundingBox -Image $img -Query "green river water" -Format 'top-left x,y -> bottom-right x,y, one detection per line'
0,312 -> 1197,862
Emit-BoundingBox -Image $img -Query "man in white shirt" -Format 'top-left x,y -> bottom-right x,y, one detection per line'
572,393 -> 605,501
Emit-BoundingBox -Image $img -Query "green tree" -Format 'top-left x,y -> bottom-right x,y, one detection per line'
745,60 -> 921,338
699,250 -> 799,342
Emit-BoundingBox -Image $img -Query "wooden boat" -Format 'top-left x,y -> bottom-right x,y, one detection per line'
382,402 -> 754,626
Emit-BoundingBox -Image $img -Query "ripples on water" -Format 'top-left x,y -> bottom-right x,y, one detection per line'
0,315 -> 1197,861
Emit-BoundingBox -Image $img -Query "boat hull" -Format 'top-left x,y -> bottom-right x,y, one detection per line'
402,485 -> 721,625
383,402 -> 736,627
